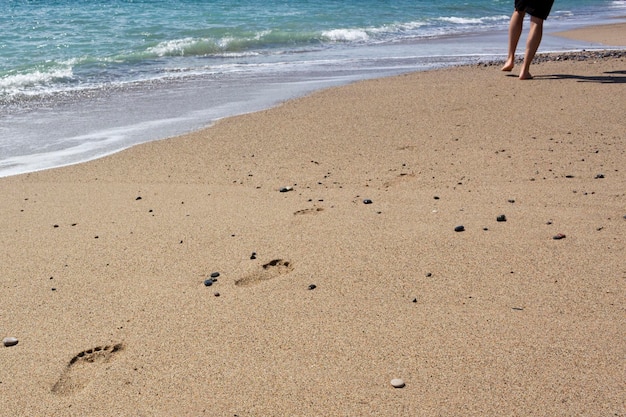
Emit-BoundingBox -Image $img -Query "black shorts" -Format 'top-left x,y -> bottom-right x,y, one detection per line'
514,0 -> 555,20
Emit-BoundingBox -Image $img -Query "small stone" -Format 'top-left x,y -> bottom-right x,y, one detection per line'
508,199 -> 516,203
412,298 -> 417,303
454,225 -> 465,232
3,337 -> 18,347
391,378 -> 405,388
553,233 -> 566,240
214,292 -> 220,297
308,284 -> 317,290
497,214 -> 507,222
250,252 -> 257,260
363,199 -> 373,204
135,196 -> 142,200
594,173 -> 605,179
434,196 -> 440,200
279,186 -> 293,193
210,272 -> 220,278
203,279 -> 214,287
425,272 -> 432,277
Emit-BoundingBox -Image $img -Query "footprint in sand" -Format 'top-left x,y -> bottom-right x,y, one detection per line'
52,343 -> 124,395
383,172 -> 416,188
235,259 -> 294,287
294,207 -> 324,215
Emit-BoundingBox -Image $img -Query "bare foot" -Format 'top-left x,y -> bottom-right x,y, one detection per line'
501,60 -> 514,72
519,71 -> 533,80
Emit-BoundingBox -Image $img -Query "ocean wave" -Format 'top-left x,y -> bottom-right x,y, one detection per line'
143,30 -> 324,58
437,15 -> 510,25
0,66 -> 74,96
321,29 -> 370,42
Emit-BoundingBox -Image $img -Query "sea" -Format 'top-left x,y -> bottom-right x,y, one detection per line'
2,0 -> 625,178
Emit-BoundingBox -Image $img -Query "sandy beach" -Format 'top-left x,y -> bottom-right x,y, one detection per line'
1,24 -> 624,416
554,22 -> 626,46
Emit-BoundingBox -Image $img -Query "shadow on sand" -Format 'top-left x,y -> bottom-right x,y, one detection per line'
505,70 -> 626,83
536,69 -> 626,83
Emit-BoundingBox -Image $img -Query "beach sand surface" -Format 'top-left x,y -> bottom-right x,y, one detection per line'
554,22 -> 626,46
0,25 -> 625,417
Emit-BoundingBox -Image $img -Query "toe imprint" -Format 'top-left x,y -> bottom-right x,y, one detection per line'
235,259 -> 294,287
52,343 -> 124,395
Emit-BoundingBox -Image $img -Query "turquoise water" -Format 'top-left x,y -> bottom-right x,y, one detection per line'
1,0 -> 625,176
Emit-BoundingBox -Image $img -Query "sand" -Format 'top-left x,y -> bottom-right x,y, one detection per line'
1,24 -> 624,416
554,22 -> 626,46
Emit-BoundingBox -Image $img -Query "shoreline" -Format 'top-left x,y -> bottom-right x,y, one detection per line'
0,22 -> 625,417
2,19 -> 625,179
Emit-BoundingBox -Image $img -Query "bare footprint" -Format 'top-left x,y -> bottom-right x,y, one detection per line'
294,207 -> 324,215
235,259 -> 294,287
52,343 -> 124,395
383,172 -> 416,188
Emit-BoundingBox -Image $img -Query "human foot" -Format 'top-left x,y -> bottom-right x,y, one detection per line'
519,71 -> 533,80
501,60 -> 514,72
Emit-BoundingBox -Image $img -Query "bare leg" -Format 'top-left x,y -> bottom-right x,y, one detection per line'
519,15 -> 544,80
501,10 -> 525,71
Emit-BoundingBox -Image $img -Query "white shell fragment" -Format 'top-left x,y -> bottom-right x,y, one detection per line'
391,378 -> 405,388
3,337 -> 19,347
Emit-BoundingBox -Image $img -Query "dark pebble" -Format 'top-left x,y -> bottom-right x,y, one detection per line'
497,214 -> 507,222
203,279 -> 214,287
565,175 -> 574,178
434,196 -> 440,200
412,298 -> 418,303
454,225 -> 465,232
512,307 -> 524,311
250,252 -> 257,260
594,173 -> 605,179
136,196 -> 142,200
51,288 -> 56,291
214,292 -> 220,297
363,199 -> 373,204
210,272 -> 220,278
553,233 -> 566,240
308,284 -> 317,290
425,272 -> 432,277
508,199 -> 515,203
53,224 -> 59,228
279,186 -> 293,193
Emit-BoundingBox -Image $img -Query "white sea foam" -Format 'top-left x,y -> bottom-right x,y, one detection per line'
322,29 -> 369,42
147,38 -> 201,56
437,15 -> 509,25
0,67 -> 73,94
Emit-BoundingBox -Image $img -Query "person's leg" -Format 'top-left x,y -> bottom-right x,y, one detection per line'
501,9 -> 525,71
519,15 -> 544,79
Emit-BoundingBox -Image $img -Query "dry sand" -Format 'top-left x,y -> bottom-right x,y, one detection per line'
554,22 -> 626,46
1,25 -> 625,416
